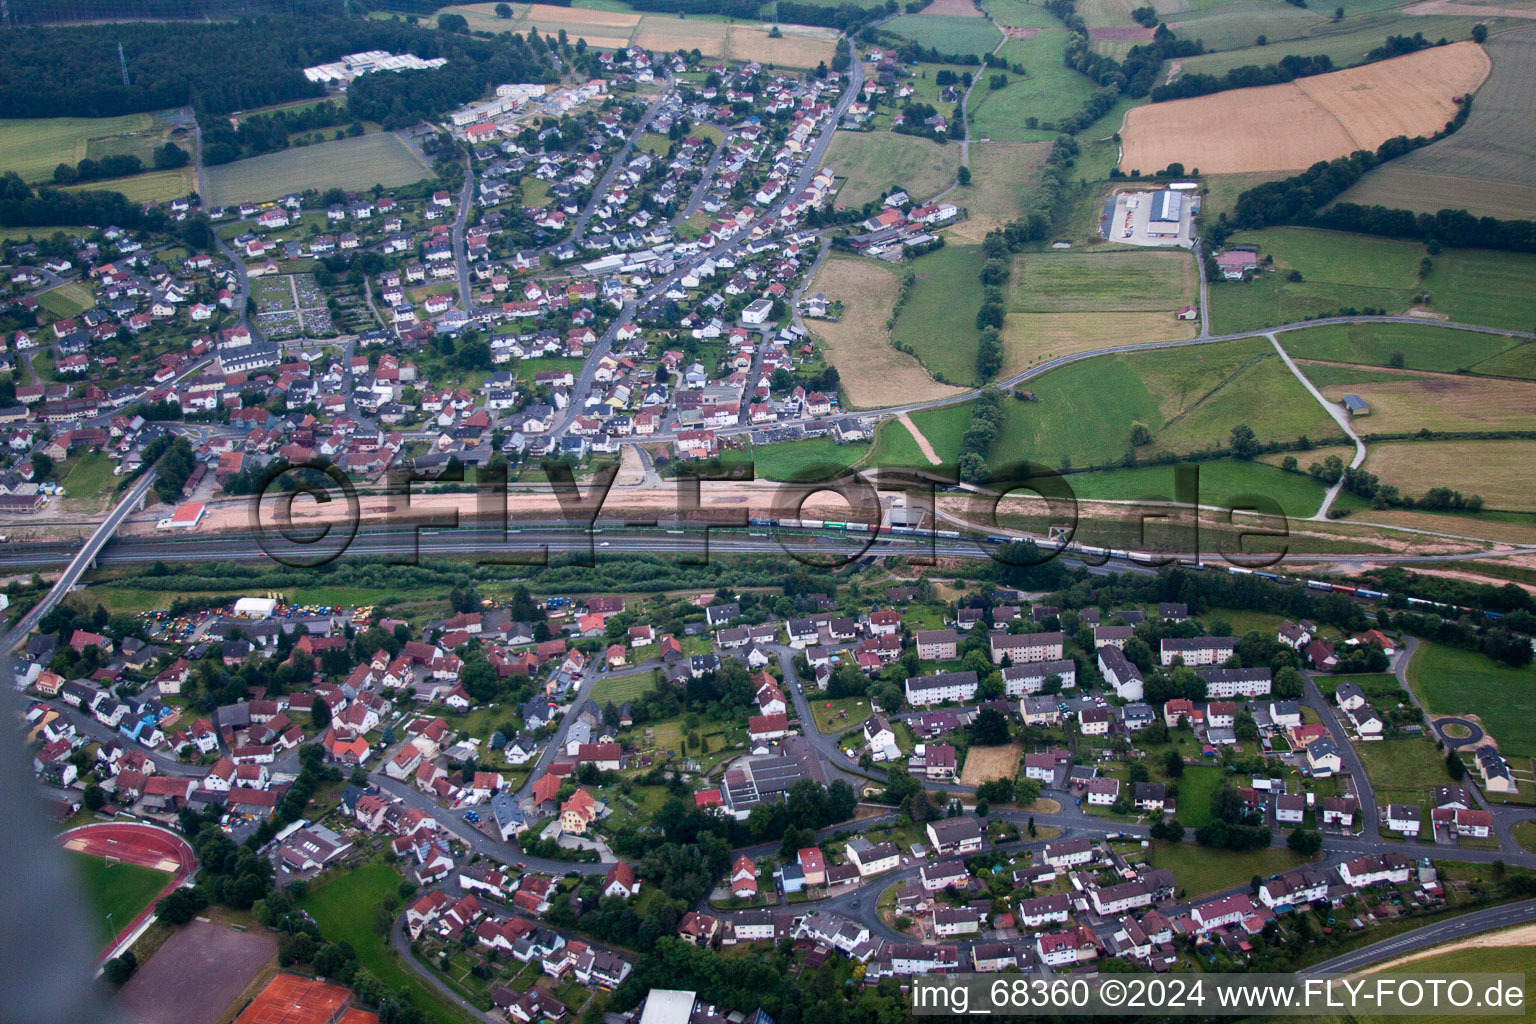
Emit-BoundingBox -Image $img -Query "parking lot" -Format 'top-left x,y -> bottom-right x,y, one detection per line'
1100,189 -> 1197,248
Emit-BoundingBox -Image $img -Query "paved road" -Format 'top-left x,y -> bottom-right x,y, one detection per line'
573,78 -> 676,242
1268,332 -> 1366,520
451,165 -> 475,309
1302,671 -> 1381,841
1303,898 -> 1536,974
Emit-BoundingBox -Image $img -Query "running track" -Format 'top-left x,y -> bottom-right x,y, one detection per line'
57,823 -> 196,960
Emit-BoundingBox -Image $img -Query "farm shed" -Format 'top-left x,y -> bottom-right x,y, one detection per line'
1342,394 -> 1370,416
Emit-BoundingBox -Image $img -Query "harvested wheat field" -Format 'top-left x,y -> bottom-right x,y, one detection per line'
1000,311 -> 1197,377
810,256 -> 967,408
729,25 -> 840,67
1363,439 -> 1536,510
1120,42 -> 1491,174
959,743 -> 1022,787
926,0 -> 985,15
1321,372 -> 1536,434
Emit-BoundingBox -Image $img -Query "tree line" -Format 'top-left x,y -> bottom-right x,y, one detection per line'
50,142 -> 189,186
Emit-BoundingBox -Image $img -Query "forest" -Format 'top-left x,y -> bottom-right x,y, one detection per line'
0,14 -> 557,120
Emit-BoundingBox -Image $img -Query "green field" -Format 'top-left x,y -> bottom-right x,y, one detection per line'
1356,736 -> 1456,794
36,281 -> 95,319
967,31 -> 1099,140
203,133 -> 432,206
894,339 -> 1345,471
1280,323 -> 1536,380
886,12 -> 1002,55
0,113 -> 157,183
1515,821 -> 1536,854
1007,249 -> 1198,312
304,859 -> 469,1024
1208,228 -> 1536,334
59,451 -> 118,505
891,244 -> 987,386
1335,26 -> 1536,221
69,851 -> 171,948
824,131 -> 959,208
1171,763 -> 1222,828
514,357 -> 587,382
1060,458 -> 1337,519
1366,942 -> 1536,1024
63,167 -> 194,205
741,437 -> 873,481
1146,840 -> 1314,899
589,671 -> 659,704
1407,642 -> 1536,757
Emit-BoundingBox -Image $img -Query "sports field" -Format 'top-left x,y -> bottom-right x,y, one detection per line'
0,113 -> 156,183
886,12 -> 1003,54
810,255 -> 967,408
891,244 -> 987,386
1336,26 -> 1536,220
1120,43 -> 1491,174
947,140 -> 1050,242
824,132 -> 959,207
115,920 -> 276,1024
69,851 -> 171,947
1007,249 -> 1198,312
1407,641 -> 1536,757
1280,322 -> 1536,379
1208,227 -> 1536,334
967,31 -> 1099,139
202,132 -> 432,206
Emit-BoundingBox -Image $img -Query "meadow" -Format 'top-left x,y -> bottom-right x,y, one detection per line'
1407,642 -> 1536,757
1060,458 -> 1337,518
1007,249 -> 1198,312
1146,840 -> 1314,899
967,31 -> 1099,140
824,131 -> 960,207
304,858 -> 467,1024
1364,440 -> 1536,510
1207,227 -> 1536,334
809,255 -> 967,408
70,851 -> 171,947
64,167 -> 194,204
1280,322 -> 1536,379
202,132 -> 432,206
0,113 -> 156,182
727,438 -> 874,481
890,243 -> 987,386
885,12 -> 1003,54
36,281 -> 95,318
1318,371 -> 1536,434
999,312 -> 1198,380
1335,25 -> 1536,221
946,140 -> 1050,243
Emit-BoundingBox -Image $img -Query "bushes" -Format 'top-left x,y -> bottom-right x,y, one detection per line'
957,386 -> 1005,482
1151,53 -> 1334,102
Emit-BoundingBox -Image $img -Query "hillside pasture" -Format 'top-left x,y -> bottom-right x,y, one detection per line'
1120,43 -> 1491,174
886,12 -> 1004,53
909,338 -> 1344,469
0,113 -> 156,183
809,255 -> 968,408
1207,227 -> 1536,334
967,32 -> 1099,140
63,167 -> 194,204
1280,322 -> 1536,379
824,131 -> 960,207
1335,26 -> 1536,220
1320,372 -> 1536,434
1363,440 -> 1536,510
946,140 -> 1050,242
203,132 -> 432,206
